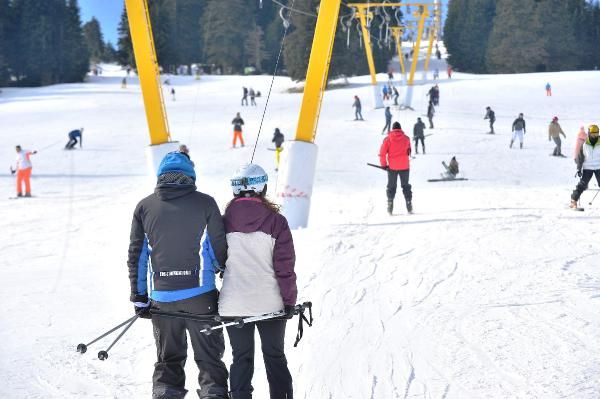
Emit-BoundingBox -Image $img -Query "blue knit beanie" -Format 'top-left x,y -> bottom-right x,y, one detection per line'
157,151 -> 196,181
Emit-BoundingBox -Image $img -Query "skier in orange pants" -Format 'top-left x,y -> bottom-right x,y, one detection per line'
231,112 -> 245,148
11,145 -> 37,197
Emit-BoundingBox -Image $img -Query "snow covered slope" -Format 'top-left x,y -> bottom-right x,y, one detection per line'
1,66 -> 599,398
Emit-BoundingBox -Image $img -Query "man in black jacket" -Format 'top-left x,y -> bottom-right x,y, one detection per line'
413,117 -> 426,154
484,106 -> 496,134
127,151 -> 229,399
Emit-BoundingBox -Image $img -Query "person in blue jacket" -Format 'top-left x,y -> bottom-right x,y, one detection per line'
127,151 -> 229,399
65,128 -> 83,149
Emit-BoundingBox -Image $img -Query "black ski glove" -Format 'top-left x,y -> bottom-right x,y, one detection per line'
382,165 -> 389,171
284,305 -> 296,319
576,170 -> 582,178
133,300 -> 152,319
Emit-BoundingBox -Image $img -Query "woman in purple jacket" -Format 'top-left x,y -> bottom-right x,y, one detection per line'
219,163 -> 297,399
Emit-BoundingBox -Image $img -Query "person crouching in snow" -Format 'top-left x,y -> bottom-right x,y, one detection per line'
379,121 -> 413,215
218,163 -> 297,399
571,124 -> 600,209
442,156 -> 459,179
65,128 -> 83,149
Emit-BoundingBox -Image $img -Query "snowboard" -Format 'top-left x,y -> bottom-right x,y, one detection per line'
550,154 -> 567,158
267,148 -> 283,152
8,195 -> 35,200
427,178 -> 468,182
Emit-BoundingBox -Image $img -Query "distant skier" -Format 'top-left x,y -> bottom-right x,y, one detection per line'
249,87 -> 256,106
382,106 -> 392,134
570,124 -> 600,209
510,113 -> 526,149
574,126 -> 587,162
392,86 -> 399,106
11,145 -> 37,197
171,88 -> 176,101
65,128 -> 83,150
549,116 -> 566,156
353,95 -> 364,121
484,106 -> 496,134
121,77 -> 127,89
379,121 -> 413,215
413,117 -> 426,154
231,112 -> 245,148
442,156 -> 459,179
382,85 -> 389,101
387,68 -> 394,82
272,128 -> 284,170
545,82 -> 552,96
427,85 -> 440,106
447,66 -> 453,78
427,100 -> 435,129
433,68 -> 439,80
435,49 -> 442,60
241,87 -> 248,106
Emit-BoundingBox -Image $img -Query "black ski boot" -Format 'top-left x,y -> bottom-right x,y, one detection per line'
406,200 -> 413,214
387,200 -> 393,215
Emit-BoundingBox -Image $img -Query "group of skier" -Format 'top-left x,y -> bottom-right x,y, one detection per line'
128,150 -> 298,398
241,87 -> 259,106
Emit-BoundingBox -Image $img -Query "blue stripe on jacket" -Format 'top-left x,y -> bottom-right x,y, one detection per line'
137,237 -> 150,296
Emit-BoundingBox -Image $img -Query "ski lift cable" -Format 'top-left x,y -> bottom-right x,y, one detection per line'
271,0 -> 315,18
250,0 -> 297,163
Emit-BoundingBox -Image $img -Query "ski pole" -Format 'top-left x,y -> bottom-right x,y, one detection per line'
201,311 -> 285,335
97,315 -> 139,361
589,190 -> 600,206
150,309 -> 224,323
76,315 -> 138,354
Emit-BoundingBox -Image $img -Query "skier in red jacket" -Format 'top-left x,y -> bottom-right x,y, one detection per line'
379,121 -> 413,214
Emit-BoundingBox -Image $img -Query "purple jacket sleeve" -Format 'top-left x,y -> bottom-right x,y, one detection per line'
272,215 -> 297,305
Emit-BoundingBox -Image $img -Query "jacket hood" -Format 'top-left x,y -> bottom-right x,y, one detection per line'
154,183 -> 196,201
224,198 -> 273,233
388,128 -> 407,139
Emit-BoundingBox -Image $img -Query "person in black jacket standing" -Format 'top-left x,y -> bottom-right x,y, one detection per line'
413,117 -> 426,154
484,106 -> 496,134
510,113 -> 526,149
127,151 -> 229,399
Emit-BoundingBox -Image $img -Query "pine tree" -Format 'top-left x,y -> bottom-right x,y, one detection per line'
0,0 -> 9,85
486,0 -> 578,73
459,0 -> 496,73
201,0 -> 248,74
443,0 -> 469,69
83,17 -> 105,64
244,24 -> 269,73
60,0 -> 89,82
117,5 -> 135,68
282,0 -> 318,81
11,0 -> 63,86
148,0 -> 176,72
172,0 -> 204,68
103,41 -> 118,63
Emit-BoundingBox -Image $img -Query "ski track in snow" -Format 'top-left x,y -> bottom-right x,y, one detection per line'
3,63 -> 600,398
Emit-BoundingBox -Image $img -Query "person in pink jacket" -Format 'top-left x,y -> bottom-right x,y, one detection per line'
574,126 -> 587,163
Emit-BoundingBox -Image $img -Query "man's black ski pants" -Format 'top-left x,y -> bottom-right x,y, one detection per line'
227,320 -> 293,399
387,169 -> 412,203
151,291 -> 229,399
572,169 -> 600,201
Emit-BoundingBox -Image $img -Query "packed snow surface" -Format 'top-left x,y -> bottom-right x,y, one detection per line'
2,63 -> 600,398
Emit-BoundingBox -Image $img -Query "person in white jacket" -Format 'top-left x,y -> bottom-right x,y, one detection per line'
11,145 -> 37,197
571,124 -> 600,208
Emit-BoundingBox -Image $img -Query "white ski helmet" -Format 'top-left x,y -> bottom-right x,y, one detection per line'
231,163 -> 268,196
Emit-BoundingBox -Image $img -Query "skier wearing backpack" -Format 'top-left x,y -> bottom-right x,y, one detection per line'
379,121 -> 413,215
510,113 -> 526,149
219,163 -> 297,399
570,125 -> 600,209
